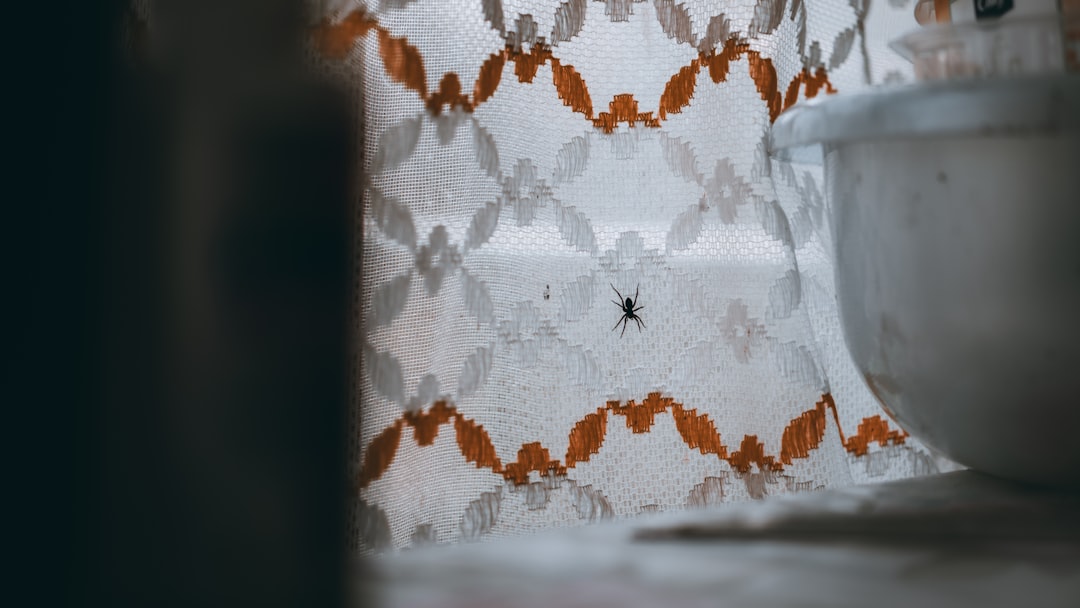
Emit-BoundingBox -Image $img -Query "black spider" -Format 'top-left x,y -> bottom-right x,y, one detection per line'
611,284 -> 645,337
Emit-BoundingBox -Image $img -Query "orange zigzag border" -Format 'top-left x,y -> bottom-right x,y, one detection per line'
313,8 -> 836,132
358,393 -> 907,490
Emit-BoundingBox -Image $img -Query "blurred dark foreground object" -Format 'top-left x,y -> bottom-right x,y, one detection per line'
364,471 -> 1080,608
40,1 -> 354,606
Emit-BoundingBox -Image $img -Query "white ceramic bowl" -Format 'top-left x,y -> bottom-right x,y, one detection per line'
772,75 -> 1080,485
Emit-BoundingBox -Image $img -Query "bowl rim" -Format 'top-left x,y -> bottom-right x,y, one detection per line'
769,74 -> 1080,152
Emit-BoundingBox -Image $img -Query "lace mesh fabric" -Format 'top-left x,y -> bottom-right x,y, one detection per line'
309,0 -> 954,553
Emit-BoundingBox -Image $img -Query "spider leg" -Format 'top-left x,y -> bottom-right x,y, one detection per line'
633,285 -> 639,307
635,316 -> 645,330
612,299 -> 624,308
633,305 -> 644,312
612,315 -> 626,332
621,316 -> 629,337
610,284 -> 624,302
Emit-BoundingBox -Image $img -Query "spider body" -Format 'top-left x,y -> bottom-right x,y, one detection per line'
611,284 -> 645,337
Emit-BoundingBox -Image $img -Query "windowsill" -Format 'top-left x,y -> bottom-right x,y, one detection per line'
358,471 -> 1080,607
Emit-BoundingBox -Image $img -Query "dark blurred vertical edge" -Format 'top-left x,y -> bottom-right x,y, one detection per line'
42,1 -> 355,606
35,1 -> 124,607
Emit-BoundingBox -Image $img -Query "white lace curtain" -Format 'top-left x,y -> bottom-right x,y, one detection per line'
313,0 -> 954,552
